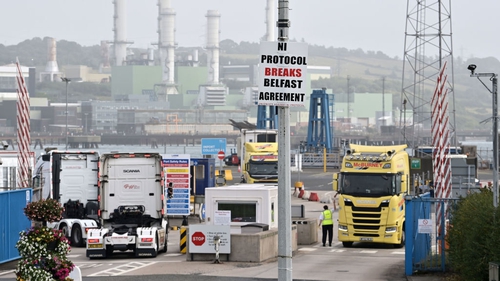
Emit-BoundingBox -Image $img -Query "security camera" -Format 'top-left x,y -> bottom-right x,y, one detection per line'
467,64 -> 477,75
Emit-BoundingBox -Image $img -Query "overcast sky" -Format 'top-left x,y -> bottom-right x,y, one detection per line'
2,0 -> 499,61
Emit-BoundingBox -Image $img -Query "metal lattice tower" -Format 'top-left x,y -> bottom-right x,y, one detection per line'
306,89 -> 333,152
400,0 -> 456,148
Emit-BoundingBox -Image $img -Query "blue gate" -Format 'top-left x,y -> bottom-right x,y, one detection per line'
405,194 -> 458,275
0,189 -> 32,264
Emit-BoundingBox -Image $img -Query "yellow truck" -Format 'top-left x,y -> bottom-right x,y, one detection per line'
333,144 -> 410,248
242,142 -> 278,184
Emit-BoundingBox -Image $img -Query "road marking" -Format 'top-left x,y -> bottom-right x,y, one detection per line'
0,270 -> 15,276
88,261 -> 156,276
298,248 -> 317,252
164,253 -> 183,257
392,251 -> 405,255
359,250 -> 377,254
67,254 -> 80,258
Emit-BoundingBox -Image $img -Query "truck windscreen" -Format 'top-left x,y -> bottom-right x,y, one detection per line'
248,162 -> 278,176
341,173 -> 395,197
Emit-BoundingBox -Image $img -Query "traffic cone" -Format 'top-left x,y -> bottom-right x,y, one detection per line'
298,189 -> 305,198
238,165 -> 241,173
309,192 -> 319,202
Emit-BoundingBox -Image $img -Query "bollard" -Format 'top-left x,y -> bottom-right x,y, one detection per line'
180,226 -> 187,254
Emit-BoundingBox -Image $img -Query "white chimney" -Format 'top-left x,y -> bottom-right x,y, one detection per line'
44,38 -> 59,73
158,1 -> 176,84
266,0 -> 276,41
113,0 -> 133,66
206,10 -> 220,84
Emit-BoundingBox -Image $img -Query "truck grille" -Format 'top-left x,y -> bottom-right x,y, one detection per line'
344,200 -> 389,233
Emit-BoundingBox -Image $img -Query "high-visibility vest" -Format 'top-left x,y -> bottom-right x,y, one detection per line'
322,210 -> 333,225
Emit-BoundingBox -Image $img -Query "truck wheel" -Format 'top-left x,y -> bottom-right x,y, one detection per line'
60,224 -> 69,239
394,228 -> 406,249
106,246 -> 113,257
342,242 -> 353,248
71,225 -> 84,247
160,229 -> 168,253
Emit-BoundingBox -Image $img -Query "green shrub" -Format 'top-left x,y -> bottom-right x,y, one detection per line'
447,190 -> 499,281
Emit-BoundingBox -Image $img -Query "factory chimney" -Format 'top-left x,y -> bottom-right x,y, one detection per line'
206,10 -> 220,84
39,37 -> 61,82
266,0 -> 276,41
112,0 -> 133,66
158,0 -> 176,84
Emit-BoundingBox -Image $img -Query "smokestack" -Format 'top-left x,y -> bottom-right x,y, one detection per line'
113,0 -> 133,66
206,10 -> 220,84
101,40 -> 110,68
266,0 -> 276,41
44,38 -> 59,73
158,0 -> 176,84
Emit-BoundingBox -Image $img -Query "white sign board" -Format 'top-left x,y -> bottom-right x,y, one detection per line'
189,225 -> 231,254
418,219 -> 433,234
258,41 -> 308,107
214,210 -> 231,226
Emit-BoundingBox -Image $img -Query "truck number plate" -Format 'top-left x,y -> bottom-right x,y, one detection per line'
360,237 -> 373,242
111,237 -> 128,244
88,244 -> 103,248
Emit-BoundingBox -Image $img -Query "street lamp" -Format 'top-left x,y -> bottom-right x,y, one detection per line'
467,64 -> 498,207
61,77 -> 71,149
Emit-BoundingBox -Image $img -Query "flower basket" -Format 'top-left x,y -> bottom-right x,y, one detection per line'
24,199 -> 64,223
16,199 -> 74,281
16,227 -> 74,281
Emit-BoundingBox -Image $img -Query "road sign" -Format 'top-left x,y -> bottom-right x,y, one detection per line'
217,150 -> 225,160
411,158 -> 421,169
258,41 -> 308,107
201,138 -> 227,155
191,231 -> 206,246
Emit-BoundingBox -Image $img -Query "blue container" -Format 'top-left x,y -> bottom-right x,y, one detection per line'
0,189 -> 32,264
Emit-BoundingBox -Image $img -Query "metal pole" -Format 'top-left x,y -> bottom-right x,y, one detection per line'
493,76 -> 498,207
84,113 -> 88,134
61,77 -> 70,149
382,76 -> 386,126
277,1 -> 292,280
469,66 -> 498,207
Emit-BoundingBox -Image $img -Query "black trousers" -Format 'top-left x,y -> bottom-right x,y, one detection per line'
322,224 -> 333,246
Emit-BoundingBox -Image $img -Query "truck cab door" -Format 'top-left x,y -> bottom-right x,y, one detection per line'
333,172 -> 341,192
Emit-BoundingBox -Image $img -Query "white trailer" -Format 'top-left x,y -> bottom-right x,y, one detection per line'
86,152 -> 168,258
32,150 -> 100,247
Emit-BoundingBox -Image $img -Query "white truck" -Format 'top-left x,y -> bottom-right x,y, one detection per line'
86,152 -> 168,258
32,150 -> 100,247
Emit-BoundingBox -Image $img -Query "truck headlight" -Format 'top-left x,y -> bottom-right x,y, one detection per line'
338,225 -> 348,231
385,227 -> 397,233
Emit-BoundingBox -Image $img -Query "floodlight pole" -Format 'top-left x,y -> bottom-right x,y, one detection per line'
277,1 -> 292,281
470,71 -> 498,207
61,77 -> 71,150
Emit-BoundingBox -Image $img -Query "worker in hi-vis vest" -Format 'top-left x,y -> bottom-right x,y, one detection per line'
319,205 -> 334,247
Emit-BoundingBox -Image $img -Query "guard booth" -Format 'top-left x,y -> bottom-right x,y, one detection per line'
190,158 -> 215,195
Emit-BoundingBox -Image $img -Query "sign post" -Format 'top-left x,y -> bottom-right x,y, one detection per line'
258,1 -> 307,280
217,150 -> 225,186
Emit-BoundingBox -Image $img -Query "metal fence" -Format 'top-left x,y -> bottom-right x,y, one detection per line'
405,194 -> 458,275
0,189 -> 32,264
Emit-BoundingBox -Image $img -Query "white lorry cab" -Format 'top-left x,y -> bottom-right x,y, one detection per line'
32,150 -> 100,247
86,152 -> 168,258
